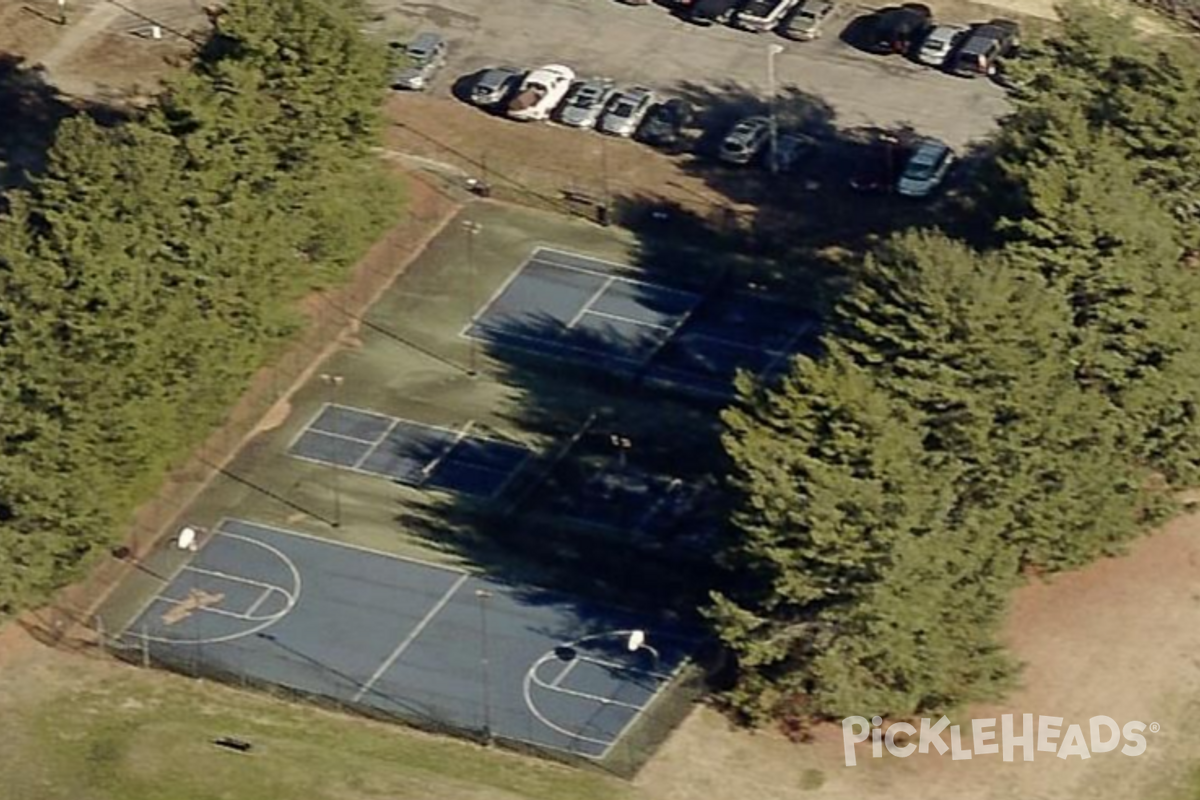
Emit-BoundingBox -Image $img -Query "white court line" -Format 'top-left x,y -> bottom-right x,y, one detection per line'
460,325 -> 646,370
351,416 -> 403,471
567,276 -> 616,329
550,658 -> 580,688
352,573 -> 470,702
183,565 -> 291,594
534,258 -> 701,300
216,519 -> 469,578
531,245 -> 632,274
757,318 -> 820,379
135,531 -> 303,646
578,309 -> 674,331
243,587 -> 274,618
530,246 -> 701,301
324,402 -> 523,447
462,251 -> 542,332
577,654 -> 672,682
420,420 -> 474,480
154,595 -> 267,622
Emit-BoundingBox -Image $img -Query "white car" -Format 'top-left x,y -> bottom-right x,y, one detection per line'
917,24 -> 969,67
897,138 -> 954,197
507,64 -> 576,122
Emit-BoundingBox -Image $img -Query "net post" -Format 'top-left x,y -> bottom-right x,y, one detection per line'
140,623 -> 150,668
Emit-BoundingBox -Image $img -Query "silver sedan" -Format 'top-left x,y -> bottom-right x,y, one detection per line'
598,86 -> 656,137
558,78 -> 617,129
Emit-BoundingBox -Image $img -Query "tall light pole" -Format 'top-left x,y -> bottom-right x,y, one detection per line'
462,220 -> 483,377
320,373 -> 344,528
610,434 -> 632,472
475,588 -> 494,740
766,43 -> 785,174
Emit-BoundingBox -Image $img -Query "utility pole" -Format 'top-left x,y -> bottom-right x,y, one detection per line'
610,434 -> 632,472
461,220 -> 483,377
320,373 -> 344,527
475,588 -> 494,740
57,0 -> 66,25
766,44 -> 784,175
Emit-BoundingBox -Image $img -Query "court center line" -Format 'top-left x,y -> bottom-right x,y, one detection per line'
302,426 -> 384,448
550,658 -> 580,688
243,587 -> 275,618
420,420 -> 474,480
352,417 -> 403,470
567,276 -> 616,329
352,573 -> 470,703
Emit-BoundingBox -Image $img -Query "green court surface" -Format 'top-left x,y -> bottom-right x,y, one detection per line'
95,202 -> 781,768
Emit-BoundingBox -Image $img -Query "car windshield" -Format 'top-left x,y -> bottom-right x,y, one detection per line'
612,101 -> 636,118
798,11 -> 818,21
925,39 -> 947,52
574,89 -> 603,108
407,46 -> 432,62
906,150 -> 942,179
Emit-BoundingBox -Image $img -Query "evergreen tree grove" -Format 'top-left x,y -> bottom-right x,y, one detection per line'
714,5 -> 1198,722
0,0 -> 402,616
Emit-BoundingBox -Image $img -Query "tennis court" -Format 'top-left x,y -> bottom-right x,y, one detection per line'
119,520 -> 696,760
288,404 -> 533,499
463,247 -> 819,397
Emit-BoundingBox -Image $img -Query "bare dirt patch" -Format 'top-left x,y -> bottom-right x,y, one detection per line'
385,93 -> 743,221
636,511 -> 1200,800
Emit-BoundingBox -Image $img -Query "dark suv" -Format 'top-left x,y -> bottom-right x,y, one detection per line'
867,3 -> 932,55
680,0 -> 742,25
948,19 -> 1019,77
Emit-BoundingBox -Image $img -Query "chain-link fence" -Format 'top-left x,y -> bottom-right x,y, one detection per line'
97,617 -> 712,779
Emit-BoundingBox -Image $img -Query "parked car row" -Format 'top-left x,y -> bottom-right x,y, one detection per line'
467,63 -> 698,148
393,32 -> 957,198
616,0 -> 1019,80
865,4 -> 1020,77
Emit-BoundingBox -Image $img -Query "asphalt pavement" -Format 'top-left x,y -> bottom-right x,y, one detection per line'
379,0 -> 1011,148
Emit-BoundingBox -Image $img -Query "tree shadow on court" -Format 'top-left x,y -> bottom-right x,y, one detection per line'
387,82 -> 1004,645
391,303 -> 744,622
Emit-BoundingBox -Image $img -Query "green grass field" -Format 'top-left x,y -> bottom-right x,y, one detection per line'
0,646 -> 628,800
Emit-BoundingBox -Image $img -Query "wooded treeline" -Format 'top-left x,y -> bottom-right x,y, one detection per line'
0,0 -> 402,615
714,4 -> 1200,725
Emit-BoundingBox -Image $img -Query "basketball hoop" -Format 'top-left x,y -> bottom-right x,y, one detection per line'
176,526 -> 199,552
627,629 -> 646,652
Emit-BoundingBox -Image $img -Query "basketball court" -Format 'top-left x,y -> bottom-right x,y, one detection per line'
120,519 -> 695,759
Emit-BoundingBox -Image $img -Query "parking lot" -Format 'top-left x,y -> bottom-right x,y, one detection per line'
376,0 -> 1013,148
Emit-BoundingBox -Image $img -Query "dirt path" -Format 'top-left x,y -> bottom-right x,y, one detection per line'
636,511 -> 1200,800
38,0 -> 124,74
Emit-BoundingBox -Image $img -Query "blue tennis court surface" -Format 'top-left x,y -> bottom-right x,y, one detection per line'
121,520 -> 696,759
289,405 -> 531,498
464,247 -> 820,397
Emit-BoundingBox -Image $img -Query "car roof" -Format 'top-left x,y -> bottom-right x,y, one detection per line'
926,23 -> 967,38
796,0 -> 835,13
408,32 -> 443,51
527,64 -> 574,81
912,138 -> 949,158
615,86 -> 653,101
